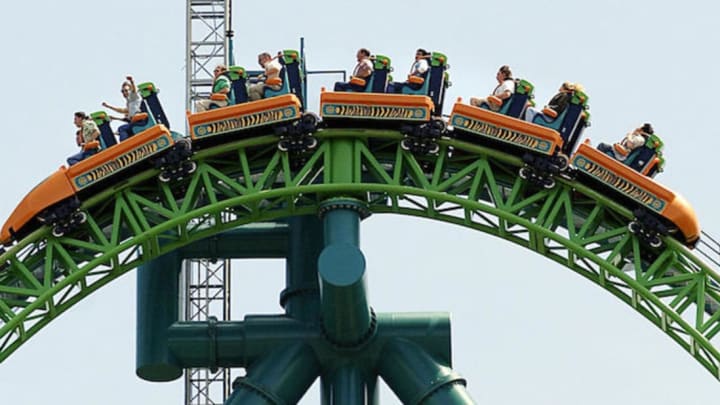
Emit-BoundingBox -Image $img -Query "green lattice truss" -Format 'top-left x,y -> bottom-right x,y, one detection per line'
0,129 -> 719,378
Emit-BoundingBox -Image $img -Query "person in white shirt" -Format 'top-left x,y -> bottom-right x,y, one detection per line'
387,48 -> 430,93
470,65 -> 515,111
248,52 -> 283,101
334,48 -> 374,92
102,76 -> 143,141
598,123 -> 654,162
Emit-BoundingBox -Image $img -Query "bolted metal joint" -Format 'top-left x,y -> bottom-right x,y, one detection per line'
318,198 -> 371,220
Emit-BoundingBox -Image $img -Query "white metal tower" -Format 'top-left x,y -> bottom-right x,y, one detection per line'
184,1 -> 232,403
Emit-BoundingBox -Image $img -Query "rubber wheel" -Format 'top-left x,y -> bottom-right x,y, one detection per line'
305,137 -> 318,150
519,167 -> 531,180
628,221 -> 641,234
158,171 -> 173,183
428,143 -> 440,154
401,139 -> 412,151
302,113 -> 319,128
183,160 -> 198,175
52,225 -> 65,238
72,211 -> 88,225
542,177 -> 556,189
556,153 -> 570,170
430,118 -> 446,132
278,140 -> 289,152
649,235 -> 663,248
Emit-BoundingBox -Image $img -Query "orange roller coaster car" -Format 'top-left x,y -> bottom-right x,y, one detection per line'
572,141 -> 700,248
450,102 -> 564,157
1,124 -> 189,245
187,94 -> 304,145
320,91 -> 435,123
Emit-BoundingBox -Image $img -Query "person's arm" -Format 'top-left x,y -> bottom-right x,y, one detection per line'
102,102 -> 128,114
126,75 -> 137,93
75,130 -> 83,146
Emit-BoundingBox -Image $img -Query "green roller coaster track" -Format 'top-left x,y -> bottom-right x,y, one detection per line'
0,127 -> 719,382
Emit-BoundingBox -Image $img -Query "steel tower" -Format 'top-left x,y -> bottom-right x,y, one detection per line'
185,0 -> 233,403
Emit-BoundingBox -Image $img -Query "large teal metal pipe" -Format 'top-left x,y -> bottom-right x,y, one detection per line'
330,367 -> 366,404
167,315 -> 319,367
136,250 -> 183,382
378,339 -> 475,405
323,205 -> 360,246
376,312 -> 452,365
318,243 -> 371,345
282,216 -> 322,321
319,201 -> 373,346
225,342 -> 320,405
179,225 -> 289,259
367,375 -> 380,405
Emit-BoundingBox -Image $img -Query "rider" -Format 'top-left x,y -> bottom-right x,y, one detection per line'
598,123 -> 654,162
194,64 -> 231,112
102,76 -> 143,141
247,52 -> 283,101
524,82 -> 581,122
469,65 -> 514,111
386,48 -> 430,93
66,111 -> 101,166
334,48 -> 374,92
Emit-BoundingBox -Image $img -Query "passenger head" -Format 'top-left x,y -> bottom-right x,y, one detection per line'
213,64 -> 228,77
121,81 -> 132,98
415,48 -> 430,59
356,48 -> 371,61
257,53 -> 272,67
640,123 -> 654,136
496,65 -> 512,82
560,82 -> 574,92
73,111 -> 88,127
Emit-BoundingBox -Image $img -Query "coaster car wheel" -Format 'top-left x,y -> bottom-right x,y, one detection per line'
158,171 -> 173,183
71,211 -> 87,225
649,235 -> 663,248
628,221 -> 641,235
542,177 -> 556,189
519,166 -> 531,180
51,225 -> 66,238
304,136 -> 318,150
555,153 -> 570,171
182,160 -> 198,175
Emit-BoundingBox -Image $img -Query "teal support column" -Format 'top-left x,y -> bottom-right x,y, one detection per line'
319,200 -> 373,346
323,204 -> 360,246
282,216 -> 323,322
330,367 -> 366,404
318,242 -> 371,345
378,339 -> 475,405
321,378 -> 332,405
136,250 -> 182,382
225,342 -> 320,405
367,376 -> 380,405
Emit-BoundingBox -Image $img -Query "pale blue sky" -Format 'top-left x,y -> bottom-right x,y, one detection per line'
0,0 -> 719,403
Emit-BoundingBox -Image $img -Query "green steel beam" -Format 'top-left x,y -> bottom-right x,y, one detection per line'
0,129 -> 717,382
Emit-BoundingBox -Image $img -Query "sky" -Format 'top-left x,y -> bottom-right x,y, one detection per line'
0,0 -> 719,403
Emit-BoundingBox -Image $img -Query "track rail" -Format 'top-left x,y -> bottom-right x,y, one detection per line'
0,128 -> 719,378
